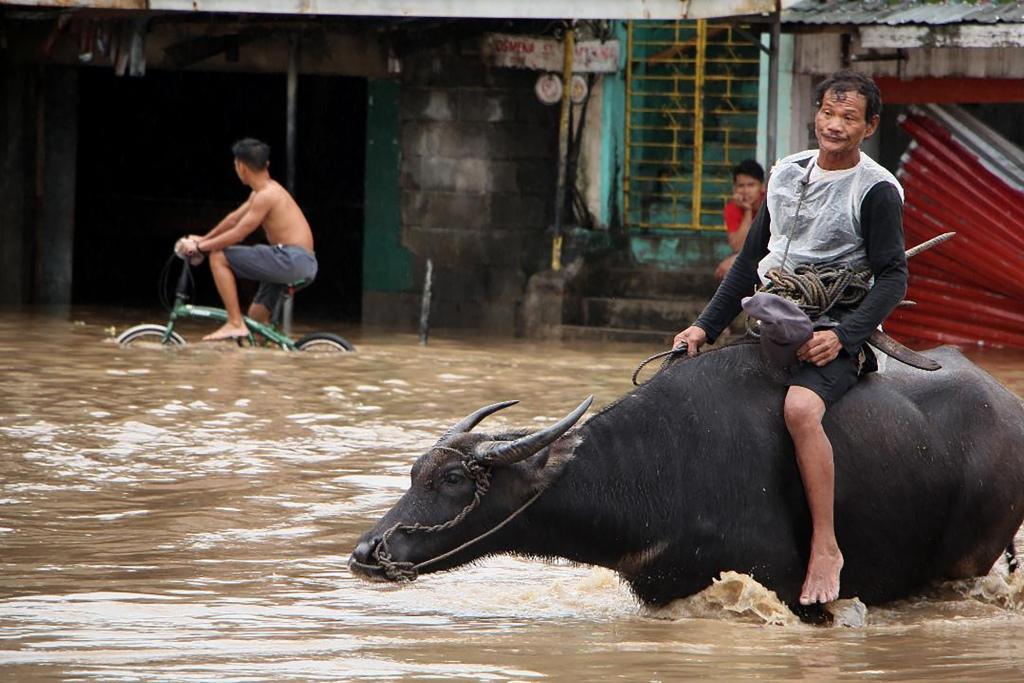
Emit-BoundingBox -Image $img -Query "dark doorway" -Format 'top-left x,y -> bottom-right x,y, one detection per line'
74,68 -> 366,321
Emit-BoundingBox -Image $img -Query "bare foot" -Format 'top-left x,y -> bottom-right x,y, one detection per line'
800,545 -> 844,605
202,323 -> 249,342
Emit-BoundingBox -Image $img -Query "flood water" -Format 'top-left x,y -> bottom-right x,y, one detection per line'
3,309 -> 1024,681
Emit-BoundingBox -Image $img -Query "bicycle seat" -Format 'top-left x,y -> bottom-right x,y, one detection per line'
286,279 -> 312,293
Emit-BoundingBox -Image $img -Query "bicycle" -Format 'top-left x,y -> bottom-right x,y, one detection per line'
116,249 -> 355,352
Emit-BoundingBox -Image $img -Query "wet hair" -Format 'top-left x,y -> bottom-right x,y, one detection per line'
732,158 -> 765,184
814,69 -> 882,123
231,138 -> 271,171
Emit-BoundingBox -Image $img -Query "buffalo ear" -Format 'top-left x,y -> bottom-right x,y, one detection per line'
532,433 -> 581,488
528,445 -> 553,470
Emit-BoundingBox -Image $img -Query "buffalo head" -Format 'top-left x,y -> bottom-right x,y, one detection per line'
348,396 -> 593,581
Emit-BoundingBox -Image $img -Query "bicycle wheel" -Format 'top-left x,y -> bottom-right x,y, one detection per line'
116,324 -> 186,347
295,332 -> 355,353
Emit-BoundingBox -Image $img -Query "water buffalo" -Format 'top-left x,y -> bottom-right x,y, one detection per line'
349,341 -> 1024,611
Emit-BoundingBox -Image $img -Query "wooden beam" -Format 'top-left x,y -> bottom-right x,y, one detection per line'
2,0 -> 776,20
861,24 -> 1024,49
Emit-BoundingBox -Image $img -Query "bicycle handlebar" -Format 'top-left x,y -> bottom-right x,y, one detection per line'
174,238 -> 205,266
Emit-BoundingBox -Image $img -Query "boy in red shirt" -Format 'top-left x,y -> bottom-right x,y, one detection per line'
715,159 -> 766,279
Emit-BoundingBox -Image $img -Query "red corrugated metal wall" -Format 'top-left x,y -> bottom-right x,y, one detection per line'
887,111 -> 1024,349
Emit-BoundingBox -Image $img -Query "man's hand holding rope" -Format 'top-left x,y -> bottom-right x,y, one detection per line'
673,325 -> 707,357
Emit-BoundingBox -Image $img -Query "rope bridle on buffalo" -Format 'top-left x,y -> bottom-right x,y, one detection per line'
364,450 -> 549,582
353,397 -> 593,581
370,449 -> 492,581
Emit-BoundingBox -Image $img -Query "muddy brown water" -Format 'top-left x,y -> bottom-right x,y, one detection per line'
3,310 -> 1024,681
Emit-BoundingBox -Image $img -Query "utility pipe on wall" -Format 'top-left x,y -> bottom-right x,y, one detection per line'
419,258 -> 433,346
765,0 -> 780,169
286,34 -> 298,194
551,23 -> 575,272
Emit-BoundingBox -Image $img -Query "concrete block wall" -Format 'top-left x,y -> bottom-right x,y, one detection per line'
397,40 -> 559,333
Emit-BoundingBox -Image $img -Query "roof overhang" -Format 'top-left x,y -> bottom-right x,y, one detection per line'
860,24 -> 1024,49
0,0 -> 776,20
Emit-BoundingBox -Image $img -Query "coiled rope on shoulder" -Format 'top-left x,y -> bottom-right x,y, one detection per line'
631,232 -> 956,385
630,263 -> 870,387
760,263 -> 872,321
762,232 -> 956,320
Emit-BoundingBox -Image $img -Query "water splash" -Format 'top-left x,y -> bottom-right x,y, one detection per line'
647,571 -> 799,626
949,567 -> 1024,611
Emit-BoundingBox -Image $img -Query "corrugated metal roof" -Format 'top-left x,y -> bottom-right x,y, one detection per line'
783,0 -> 1024,25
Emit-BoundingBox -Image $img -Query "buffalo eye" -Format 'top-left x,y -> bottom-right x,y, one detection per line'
441,469 -> 466,486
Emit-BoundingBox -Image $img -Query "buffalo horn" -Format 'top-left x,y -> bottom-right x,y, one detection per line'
905,231 -> 955,259
868,329 -> 941,371
476,396 -> 594,467
437,400 -> 520,443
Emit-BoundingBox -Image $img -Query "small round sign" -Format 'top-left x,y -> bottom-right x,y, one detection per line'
570,74 -> 589,104
535,73 -> 563,105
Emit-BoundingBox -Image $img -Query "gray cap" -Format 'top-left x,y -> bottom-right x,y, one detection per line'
741,292 -> 813,369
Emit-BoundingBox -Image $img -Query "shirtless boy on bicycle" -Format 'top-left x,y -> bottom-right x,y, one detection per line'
180,138 -> 317,342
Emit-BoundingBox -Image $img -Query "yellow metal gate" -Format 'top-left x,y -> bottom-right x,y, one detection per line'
624,20 -> 760,231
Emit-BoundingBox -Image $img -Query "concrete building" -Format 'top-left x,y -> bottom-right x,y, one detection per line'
7,1 -> 1019,343
0,0 -> 774,338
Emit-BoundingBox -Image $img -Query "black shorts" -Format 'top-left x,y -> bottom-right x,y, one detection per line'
789,349 -> 861,406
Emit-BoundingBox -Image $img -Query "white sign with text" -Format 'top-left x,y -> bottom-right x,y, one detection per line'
482,33 -> 621,73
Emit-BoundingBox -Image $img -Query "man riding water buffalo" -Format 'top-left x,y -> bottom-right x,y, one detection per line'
349,345 -> 1024,614
675,69 -> 906,605
349,71 -> 1024,615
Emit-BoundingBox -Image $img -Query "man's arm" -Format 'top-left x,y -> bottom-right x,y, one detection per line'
695,202 -> 771,342
197,195 -> 254,241
195,192 -> 272,253
834,182 -> 908,352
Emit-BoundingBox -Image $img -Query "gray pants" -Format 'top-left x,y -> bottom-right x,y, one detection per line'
224,244 -> 318,313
